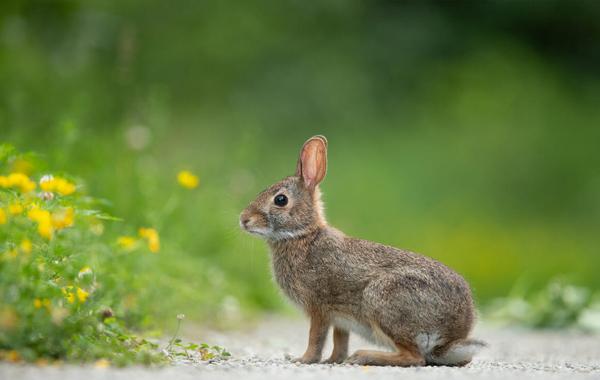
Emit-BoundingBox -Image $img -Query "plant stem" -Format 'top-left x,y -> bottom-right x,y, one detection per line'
165,319 -> 181,352
154,192 -> 181,230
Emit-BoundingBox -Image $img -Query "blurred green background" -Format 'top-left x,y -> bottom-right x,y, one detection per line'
1,1 -> 599,326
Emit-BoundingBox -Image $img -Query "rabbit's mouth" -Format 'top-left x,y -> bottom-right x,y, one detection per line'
239,220 -> 269,238
240,223 -> 297,241
245,228 -> 271,239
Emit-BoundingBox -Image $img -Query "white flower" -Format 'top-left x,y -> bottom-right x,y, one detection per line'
40,174 -> 54,184
177,314 -> 185,321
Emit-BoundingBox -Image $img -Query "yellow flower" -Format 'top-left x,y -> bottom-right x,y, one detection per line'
0,208 -> 6,225
8,350 -> 20,362
27,207 -> 40,220
8,204 -> 23,215
20,239 -> 32,254
77,288 -> 89,302
8,249 -> 18,258
38,221 -> 53,239
62,287 -> 76,303
3,173 -> 36,193
40,180 -> 54,191
39,176 -> 75,196
138,227 -> 160,252
62,286 -> 89,303
148,235 -> 160,252
34,298 -> 52,310
95,358 -> 110,369
117,236 -> 136,247
39,174 -> 55,191
28,208 -> 54,239
52,207 -> 74,230
177,171 -> 199,189
24,182 -> 36,192
79,267 -> 92,275
55,178 -> 75,195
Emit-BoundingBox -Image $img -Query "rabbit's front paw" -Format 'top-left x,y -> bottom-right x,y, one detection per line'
291,355 -> 321,365
322,354 -> 348,364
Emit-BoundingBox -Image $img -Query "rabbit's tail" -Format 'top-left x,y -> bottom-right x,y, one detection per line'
425,338 -> 488,367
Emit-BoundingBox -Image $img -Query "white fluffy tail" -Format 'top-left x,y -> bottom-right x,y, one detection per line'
425,339 -> 488,367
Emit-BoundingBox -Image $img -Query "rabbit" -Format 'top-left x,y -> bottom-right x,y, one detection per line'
239,135 -> 487,367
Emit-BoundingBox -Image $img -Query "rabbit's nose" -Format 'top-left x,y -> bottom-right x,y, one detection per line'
239,211 -> 252,229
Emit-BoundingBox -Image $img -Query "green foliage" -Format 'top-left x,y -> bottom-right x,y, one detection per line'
166,341 -> 230,361
1,2 -> 599,328
164,315 -> 230,361
487,277 -> 600,331
0,147 -> 164,364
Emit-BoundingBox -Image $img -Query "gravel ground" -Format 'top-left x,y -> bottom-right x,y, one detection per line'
2,316 -> 600,380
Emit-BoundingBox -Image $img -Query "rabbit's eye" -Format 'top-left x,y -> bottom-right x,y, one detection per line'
274,194 -> 288,207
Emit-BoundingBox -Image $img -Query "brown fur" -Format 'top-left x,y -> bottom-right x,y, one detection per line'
239,136 -> 487,366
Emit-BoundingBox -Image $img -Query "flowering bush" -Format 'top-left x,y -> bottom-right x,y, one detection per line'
0,144 -> 161,364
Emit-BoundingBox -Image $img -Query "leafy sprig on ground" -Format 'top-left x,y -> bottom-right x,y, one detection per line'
163,314 -> 231,361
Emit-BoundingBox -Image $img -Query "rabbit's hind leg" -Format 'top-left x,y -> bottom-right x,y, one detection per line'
345,345 -> 425,367
345,320 -> 425,367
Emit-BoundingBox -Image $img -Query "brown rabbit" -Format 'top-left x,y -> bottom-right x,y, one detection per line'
239,135 -> 487,367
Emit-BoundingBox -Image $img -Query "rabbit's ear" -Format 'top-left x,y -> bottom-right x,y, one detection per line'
295,135 -> 328,192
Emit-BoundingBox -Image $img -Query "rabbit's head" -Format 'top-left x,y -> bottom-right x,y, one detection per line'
239,136 -> 328,242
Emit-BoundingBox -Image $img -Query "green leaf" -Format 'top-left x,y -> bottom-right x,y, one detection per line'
200,343 -> 209,349
77,209 -> 100,217
143,340 -> 158,348
186,344 -> 199,350
0,143 -> 16,162
77,209 -> 124,221
222,351 -> 231,356
174,338 -> 182,343
95,213 -> 124,221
